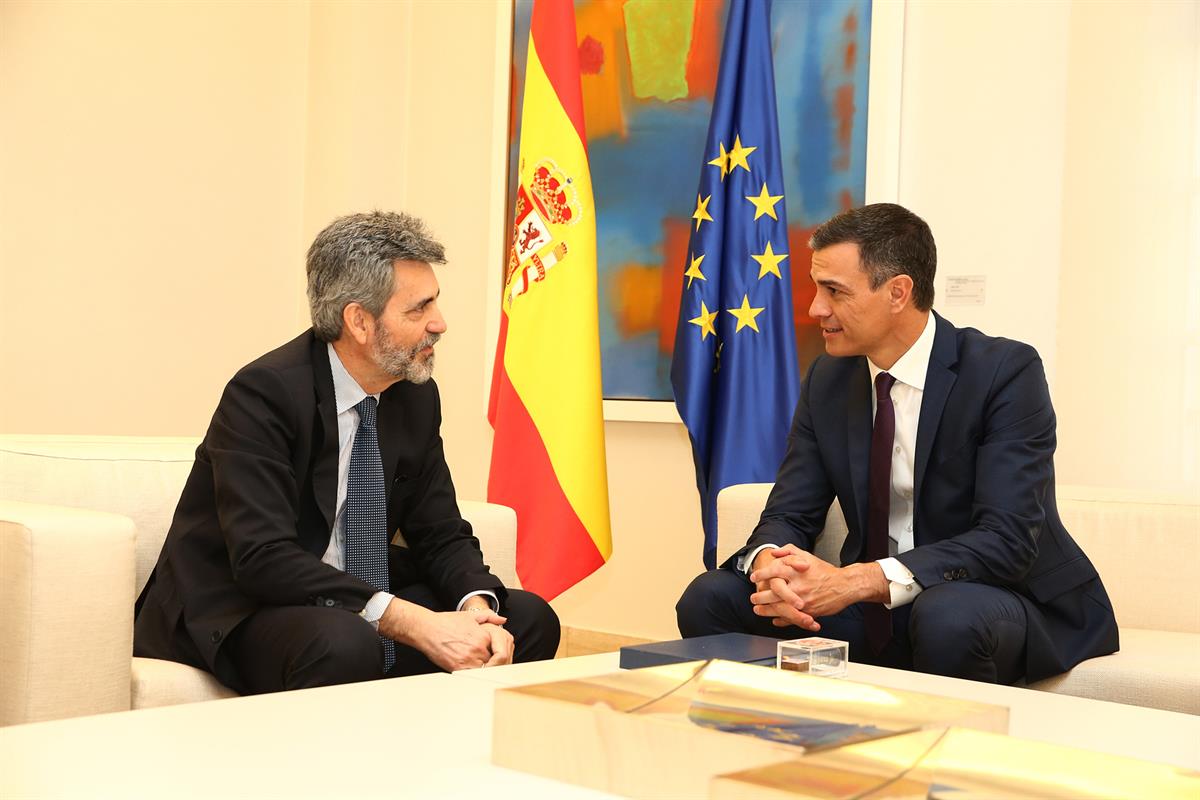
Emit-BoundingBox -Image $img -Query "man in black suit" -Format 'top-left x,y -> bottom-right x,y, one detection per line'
135,211 -> 559,694
676,203 -> 1118,684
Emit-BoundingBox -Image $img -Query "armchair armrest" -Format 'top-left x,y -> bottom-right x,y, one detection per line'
0,501 -> 136,725
460,500 -> 520,590
715,483 -> 849,567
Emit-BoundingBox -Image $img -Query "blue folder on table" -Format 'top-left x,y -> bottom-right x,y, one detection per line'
619,633 -> 780,670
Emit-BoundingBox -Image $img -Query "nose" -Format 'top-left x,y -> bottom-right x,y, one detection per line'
428,305 -> 447,335
808,291 -> 829,321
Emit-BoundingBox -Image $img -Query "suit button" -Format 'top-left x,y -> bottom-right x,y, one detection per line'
943,571 -> 953,581
210,630 -> 222,643
324,598 -> 336,607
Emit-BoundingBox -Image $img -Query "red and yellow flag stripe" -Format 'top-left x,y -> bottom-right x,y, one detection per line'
488,0 -> 611,600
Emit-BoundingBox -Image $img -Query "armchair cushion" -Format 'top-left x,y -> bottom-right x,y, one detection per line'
0,435 -> 196,593
130,657 -> 238,710
1027,629 -> 1200,715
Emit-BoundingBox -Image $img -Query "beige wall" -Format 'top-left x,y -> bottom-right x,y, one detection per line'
896,0 -> 1072,376
0,0 -> 311,435
1055,0 -> 1200,498
2,1 -> 1196,641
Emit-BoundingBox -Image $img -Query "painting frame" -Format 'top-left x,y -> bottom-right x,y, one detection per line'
484,0 -> 906,425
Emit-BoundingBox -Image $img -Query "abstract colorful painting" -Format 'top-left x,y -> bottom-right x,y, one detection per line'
508,0 -> 872,400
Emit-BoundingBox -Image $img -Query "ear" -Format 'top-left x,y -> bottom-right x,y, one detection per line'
888,274 -> 914,313
340,302 -> 374,346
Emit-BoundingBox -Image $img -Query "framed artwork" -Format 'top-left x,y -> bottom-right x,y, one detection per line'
505,0 -> 902,420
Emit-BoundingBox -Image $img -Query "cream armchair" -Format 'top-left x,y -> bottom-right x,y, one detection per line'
0,435 -> 519,726
716,483 -> 1200,714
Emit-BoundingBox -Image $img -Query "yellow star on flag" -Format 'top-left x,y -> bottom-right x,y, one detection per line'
745,182 -> 783,221
692,193 -> 713,231
751,241 -> 788,279
727,294 -> 765,333
688,301 -> 719,340
727,134 -> 757,173
707,142 -> 730,180
684,253 -> 706,288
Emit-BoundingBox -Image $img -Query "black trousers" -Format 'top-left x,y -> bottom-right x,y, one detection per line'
676,567 -> 1027,685
224,585 -> 559,695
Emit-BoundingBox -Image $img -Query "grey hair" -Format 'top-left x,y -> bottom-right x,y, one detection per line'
809,203 -> 937,311
306,211 -> 447,342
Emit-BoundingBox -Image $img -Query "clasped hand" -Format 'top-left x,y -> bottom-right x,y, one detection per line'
379,601 -> 514,672
748,545 -> 866,630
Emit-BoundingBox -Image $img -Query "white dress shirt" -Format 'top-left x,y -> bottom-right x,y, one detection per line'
744,312 -> 937,610
324,344 -> 496,624
864,311 -> 936,608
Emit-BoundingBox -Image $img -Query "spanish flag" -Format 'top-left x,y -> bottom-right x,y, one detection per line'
487,0 -> 611,600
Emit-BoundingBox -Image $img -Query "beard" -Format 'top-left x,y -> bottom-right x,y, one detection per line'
372,328 -> 440,384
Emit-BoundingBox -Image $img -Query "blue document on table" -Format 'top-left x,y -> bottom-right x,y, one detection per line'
619,633 -> 780,669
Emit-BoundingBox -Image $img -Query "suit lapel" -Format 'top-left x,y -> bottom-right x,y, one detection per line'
311,337 -> 338,533
377,388 -> 404,501
845,357 -> 872,556
913,313 -> 959,512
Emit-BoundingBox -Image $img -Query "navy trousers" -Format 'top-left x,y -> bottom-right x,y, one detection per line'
676,567 -> 1027,684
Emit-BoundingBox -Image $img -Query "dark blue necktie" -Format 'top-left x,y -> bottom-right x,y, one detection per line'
345,396 -> 395,672
863,371 -> 896,654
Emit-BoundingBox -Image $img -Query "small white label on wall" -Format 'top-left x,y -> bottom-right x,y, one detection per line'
946,275 -> 986,306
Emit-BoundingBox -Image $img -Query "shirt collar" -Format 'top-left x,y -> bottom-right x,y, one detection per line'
867,312 -> 936,392
327,343 -> 378,415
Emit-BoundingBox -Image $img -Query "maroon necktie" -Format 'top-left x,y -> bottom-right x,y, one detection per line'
863,371 -> 896,654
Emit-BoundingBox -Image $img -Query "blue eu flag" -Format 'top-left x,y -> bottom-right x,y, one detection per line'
671,0 -> 801,569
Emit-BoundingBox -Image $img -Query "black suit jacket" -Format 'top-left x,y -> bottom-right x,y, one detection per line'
735,313 -> 1118,682
134,331 -> 505,686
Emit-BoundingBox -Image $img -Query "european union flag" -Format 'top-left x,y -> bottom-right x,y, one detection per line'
671,0 -> 801,569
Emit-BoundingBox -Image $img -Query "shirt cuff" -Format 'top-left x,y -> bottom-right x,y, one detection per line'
740,544 -> 780,576
877,557 -> 922,609
456,590 -> 499,613
360,591 -> 395,628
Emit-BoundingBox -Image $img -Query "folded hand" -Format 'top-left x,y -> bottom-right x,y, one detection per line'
380,601 -> 508,672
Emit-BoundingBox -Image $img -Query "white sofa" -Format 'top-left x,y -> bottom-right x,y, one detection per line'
0,435 -> 519,727
717,483 -> 1200,715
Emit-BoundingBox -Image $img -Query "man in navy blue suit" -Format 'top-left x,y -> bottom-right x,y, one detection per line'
676,203 -> 1118,684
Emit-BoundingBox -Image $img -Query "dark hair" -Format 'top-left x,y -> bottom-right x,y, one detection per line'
306,211 -> 446,342
809,203 -> 936,310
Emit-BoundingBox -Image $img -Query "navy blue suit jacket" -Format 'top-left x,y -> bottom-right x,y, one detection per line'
736,313 -> 1118,681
